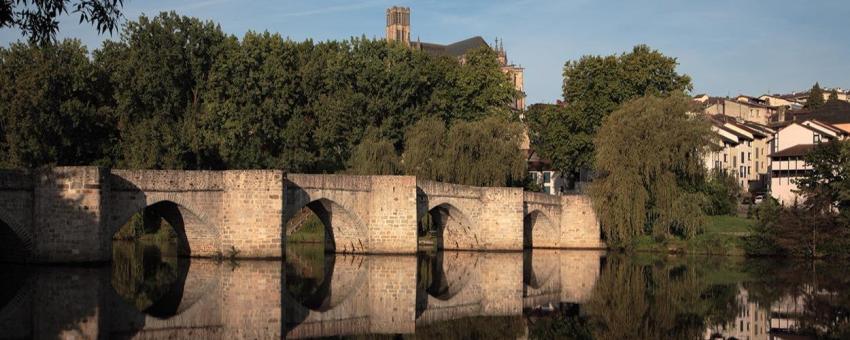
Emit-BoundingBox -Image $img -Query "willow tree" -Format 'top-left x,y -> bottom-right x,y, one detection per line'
589,95 -> 713,245
347,128 -> 401,176
441,115 -> 526,187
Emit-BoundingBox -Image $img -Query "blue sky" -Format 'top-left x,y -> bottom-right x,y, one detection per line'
2,0 -> 848,104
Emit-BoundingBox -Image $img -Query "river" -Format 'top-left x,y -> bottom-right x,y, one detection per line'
1,243 -> 849,339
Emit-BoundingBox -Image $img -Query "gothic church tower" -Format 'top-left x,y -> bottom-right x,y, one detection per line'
385,6 -> 411,46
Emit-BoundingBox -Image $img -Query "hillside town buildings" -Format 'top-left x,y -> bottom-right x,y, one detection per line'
699,87 -> 850,205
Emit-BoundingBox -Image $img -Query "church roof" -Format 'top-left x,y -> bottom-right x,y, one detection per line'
414,36 -> 489,57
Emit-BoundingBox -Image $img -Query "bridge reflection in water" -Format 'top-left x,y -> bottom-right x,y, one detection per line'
0,249 -> 605,339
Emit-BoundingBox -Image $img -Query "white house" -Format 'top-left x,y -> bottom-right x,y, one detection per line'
768,120 -> 847,205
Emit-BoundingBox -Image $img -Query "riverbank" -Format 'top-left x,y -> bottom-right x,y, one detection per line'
631,215 -> 754,256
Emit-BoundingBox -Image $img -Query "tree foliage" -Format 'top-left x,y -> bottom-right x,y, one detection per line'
806,82 -> 825,109
403,116 -> 526,187
589,95 -> 712,245
745,141 -> 850,258
348,128 -> 401,176
0,39 -> 115,168
0,12 -> 520,183
0,0 -> 124,45
528,45 -> 692,177
701,170 -> 740,216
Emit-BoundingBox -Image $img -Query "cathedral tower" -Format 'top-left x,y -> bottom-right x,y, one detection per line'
386,6 -> 411,46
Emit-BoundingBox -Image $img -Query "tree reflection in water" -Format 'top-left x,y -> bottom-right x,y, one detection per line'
527,254 -> 742,340
111,240 -> 187,318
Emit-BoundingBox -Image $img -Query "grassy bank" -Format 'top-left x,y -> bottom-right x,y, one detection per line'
632,215 -> 754,256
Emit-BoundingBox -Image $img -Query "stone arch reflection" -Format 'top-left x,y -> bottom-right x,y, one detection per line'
284,249 -> 370,337
416,251 -> 481,320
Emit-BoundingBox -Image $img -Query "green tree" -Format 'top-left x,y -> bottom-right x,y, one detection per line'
590,95 -> 712,245
347,127 -> 401,175
798,140 -> 850,224
806,82 -> 825,109
526,103 -> 594,181
0,39 -> 115,168
0,0 -> 124,45
100,12 -> 229,169
702,169 -> 740,216
531,45 -> 692,178
441,115 -> 526,187
403,117 -> 447,181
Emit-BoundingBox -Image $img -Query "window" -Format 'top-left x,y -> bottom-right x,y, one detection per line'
543,185 -> 551,194
741,152 -> 745,164
747,140 -> 752,147
756,161 -> 759,170
724,154 -> 727,163
748,166 -> 751,175
748,152 -> 751,161
814,134 -> 822,144
733,156 -> 737,167
543,171 -> 551,183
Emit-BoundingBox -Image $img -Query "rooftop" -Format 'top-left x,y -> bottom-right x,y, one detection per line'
770,144 -> 816,158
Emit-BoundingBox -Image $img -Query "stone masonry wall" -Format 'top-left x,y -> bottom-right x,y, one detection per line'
33,167 -> 109,262
367,176 -> 418,253
221,170 -> 285,258
559,195 -> 606,249
479,187 -> 524,250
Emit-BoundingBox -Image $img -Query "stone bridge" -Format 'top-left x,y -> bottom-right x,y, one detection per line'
0,250 -> 605,339
0,167 -> 603,263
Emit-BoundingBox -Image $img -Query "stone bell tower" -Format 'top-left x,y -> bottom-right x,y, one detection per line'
386,6 -> 411,46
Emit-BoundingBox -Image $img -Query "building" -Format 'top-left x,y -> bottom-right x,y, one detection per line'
703,115 -> 775,193
384,6 -> 526,110
768,120 -> 848,205
704,96 -> 778,125
526,150 -> 568,195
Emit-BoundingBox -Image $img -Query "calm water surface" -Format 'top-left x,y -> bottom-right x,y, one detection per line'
2,243 -> 850,339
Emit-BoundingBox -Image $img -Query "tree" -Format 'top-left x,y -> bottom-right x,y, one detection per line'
441,116 -> 526,187
0,39 -> 115,168
0,0 -> 124,45
806,82 -> 825,109
347,127 -> 401,175
589,95 -> 712,245
797,140 -> 850,224
403,117 -> 446,181
402,115 -> 526,187
702,169 -> 740,216
526,103 -> 594,181
531,45 -> 692,178
99,12 -> 229,169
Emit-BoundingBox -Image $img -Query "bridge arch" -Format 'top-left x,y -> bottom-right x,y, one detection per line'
422,202 -> 479,250
0,215 -> 32,262
524,209 -> 558,249
284,195 -> 369,254
110,199 -> 222,257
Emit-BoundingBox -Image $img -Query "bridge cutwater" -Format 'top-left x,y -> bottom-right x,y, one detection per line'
0,167 -> 604,263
